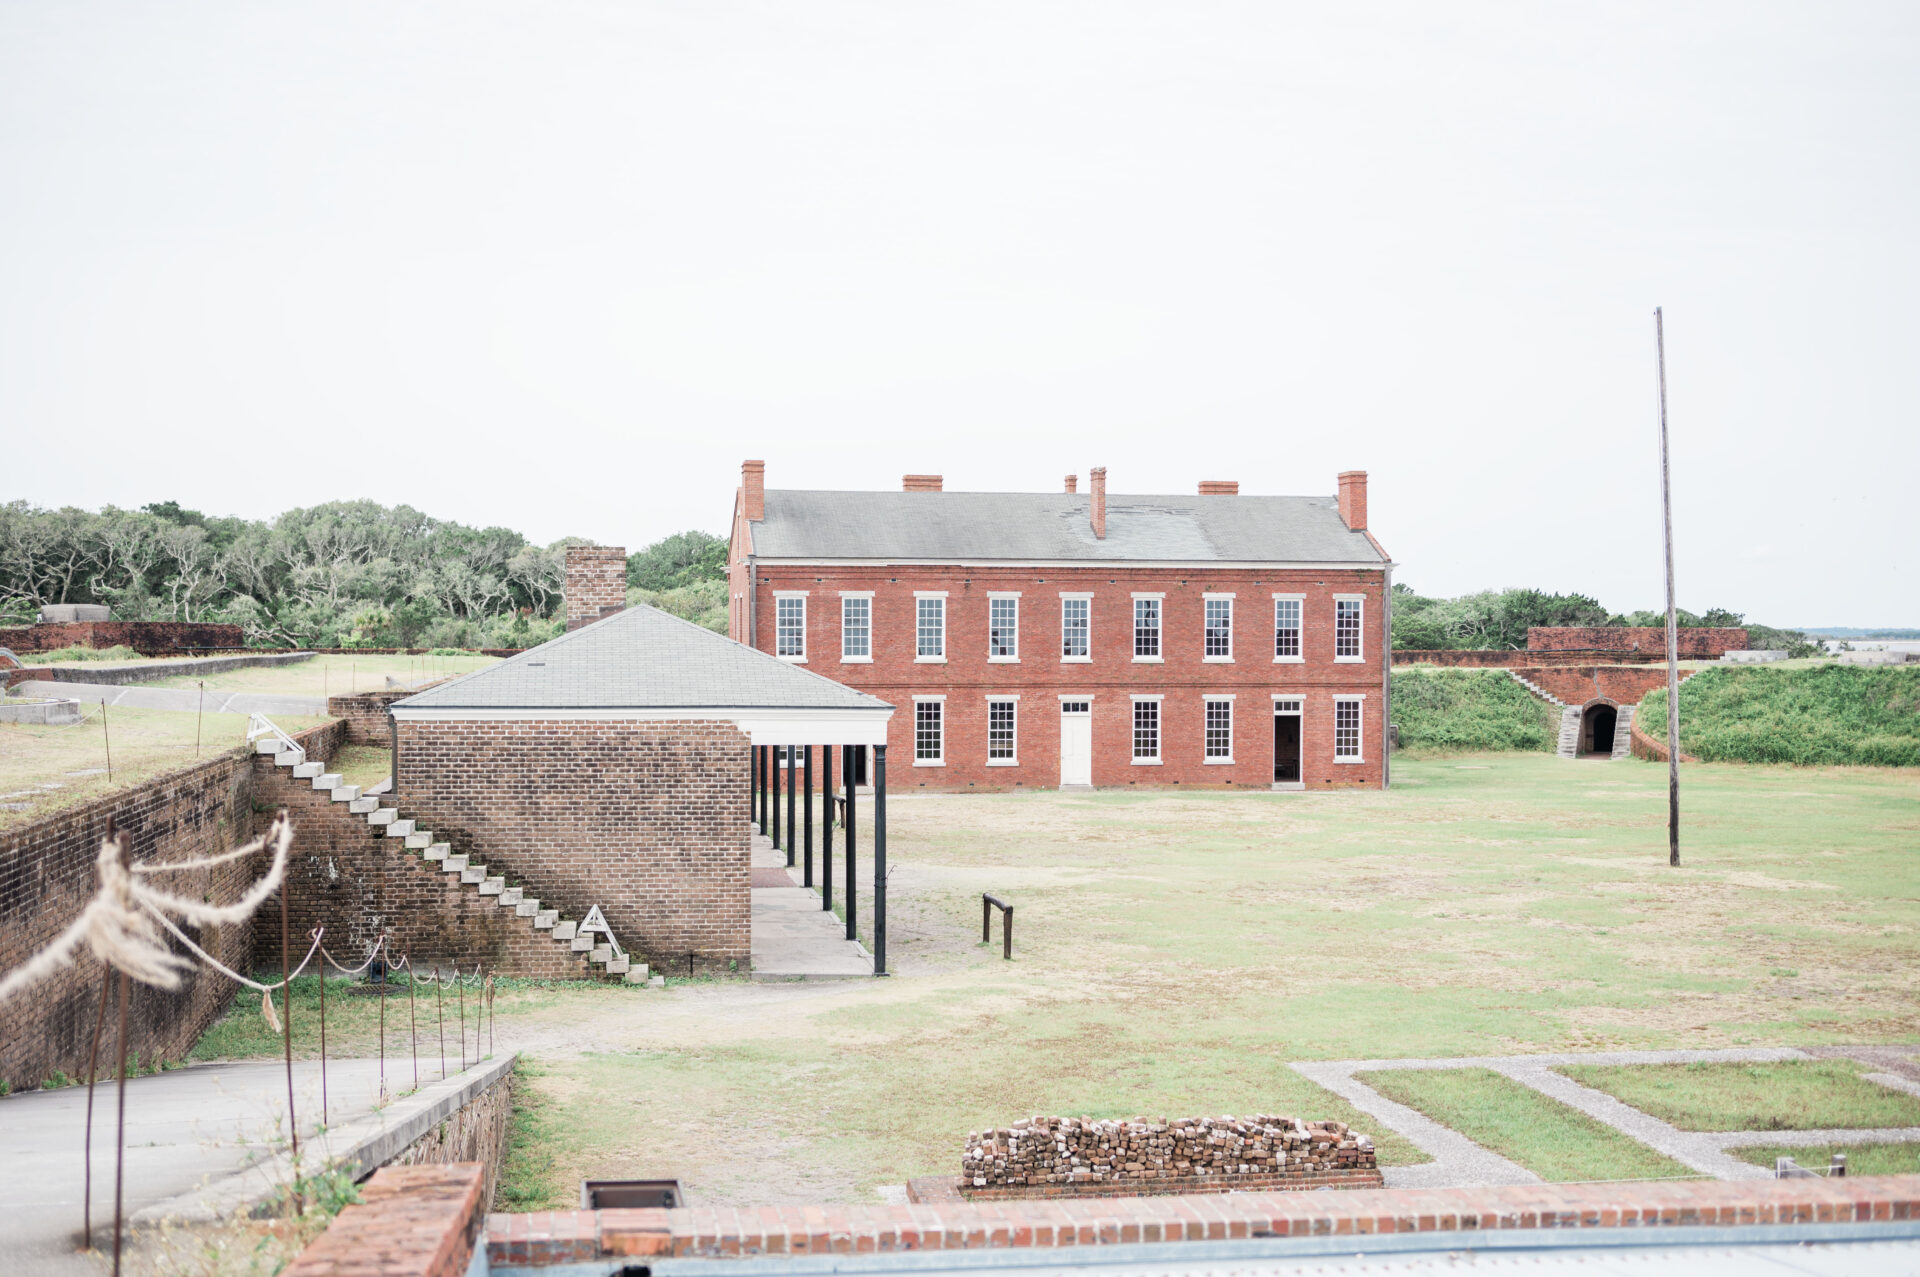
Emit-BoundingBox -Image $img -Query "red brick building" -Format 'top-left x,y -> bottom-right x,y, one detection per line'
728,463 -> 1394,791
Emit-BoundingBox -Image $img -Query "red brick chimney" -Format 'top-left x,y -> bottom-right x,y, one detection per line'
565,546 -> 628,631
1198,480 -> 1239,496
1090,466 -> 1107,539
1064,474 -> 1077,493
903,475 -> 944,492
1338,470 -> 1368,531
741,460 -> 765,522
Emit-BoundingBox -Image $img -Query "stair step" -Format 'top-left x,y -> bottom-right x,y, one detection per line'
367,808 -> 397,826
591,944 -> 611,964
273,749 -> 302,765
329,785 -> 360,803
570,934 -> 593,952
442,854 -> 469,873
384,819 -> 416,837
404,831 -> 432,849
499,887 -> 523,906
478,877 -> 505,896
606,955 -> 629,974
349,797 -> 379,814
311,773 -> 342,791
460,865 -> 486,884
292,761 -> 323,779
514,897 -> 539,917
551,920 -> 576,940
623,964 -> 650,984
255,740 -> 282,755
423,844 -> 450,861
534,910 -> 558,929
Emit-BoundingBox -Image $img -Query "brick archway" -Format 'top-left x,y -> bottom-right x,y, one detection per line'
1580,698 -> 1620,756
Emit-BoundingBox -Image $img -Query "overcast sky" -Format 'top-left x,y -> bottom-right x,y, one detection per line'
2,2 -> 1914,625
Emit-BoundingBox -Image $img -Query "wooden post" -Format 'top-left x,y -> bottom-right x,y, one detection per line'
1656,306 -> 1680,868
100,700 -> 112,782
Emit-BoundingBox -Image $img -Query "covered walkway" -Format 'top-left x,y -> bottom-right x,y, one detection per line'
750,742 -> 893,974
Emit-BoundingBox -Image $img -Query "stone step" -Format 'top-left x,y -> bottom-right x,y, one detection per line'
606,955 -> 629,975
349,797 -> 380,814
405,831 -> 432,849
499,887 -> 523,906
329,784 -> 360,803
443,854 -> 469,873
423,844 -> 450,861
384,819 -> 416,838
514,897 -> 539,917
570,933 -> 593,952
311,773 -> 342,791
273,749 -> 301,765
590,943 -> 611,964
478,877 -> 505,896
551,920 -> 576,941
367,808 -> 398,826
623,964 -> 650,985
460,864 -> 487,884
255,740 -> 281,755
292,761 -> 323,779
534,910 -> 558,929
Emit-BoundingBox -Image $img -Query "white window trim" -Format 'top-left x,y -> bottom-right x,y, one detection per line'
1333,693 -> 1366,763
914,591 -> 951,597
839,593 -> 873,664
1334,594 -> 1366,664
1130,693 -> 1162,764
1203,693 -> 1235,764
1130,592 -> 1167,600
915,593 -> 947,663
1059,592 -> 1093,663
1130,693 -> 1167,701
1203,594 -> 1234,663
1056,693 -> 1096,701
988,592 -> 1020,663
773,591 -> 808,663
912,694 -> 947,766
1272,593 -> 1305,664
1131,594 -> 1163,662
986,695 -> 1019,767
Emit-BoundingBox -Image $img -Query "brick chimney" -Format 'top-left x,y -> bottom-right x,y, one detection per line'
903,475 -> 944,492
564,546 -> 628,631
741,460 -> 765,522
1198,480 -> 1239,496
1064,474 -> 1077,493
1090,466 -> 1107,539
1337,470 -> 1368,531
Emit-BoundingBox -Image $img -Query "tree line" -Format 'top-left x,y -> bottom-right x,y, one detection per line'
1390,585 -> 1817,656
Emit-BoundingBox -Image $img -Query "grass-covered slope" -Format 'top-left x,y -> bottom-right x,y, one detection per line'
1639,665 -> 1920,766
1391,667 -> 1558,754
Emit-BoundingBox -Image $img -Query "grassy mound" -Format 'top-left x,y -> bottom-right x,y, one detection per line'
1390,667 -> 1558,754
1639,665 -> 1920,766
14,644 -> 146,663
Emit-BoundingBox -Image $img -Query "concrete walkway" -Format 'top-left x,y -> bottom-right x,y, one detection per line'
750,830 -> 872,981
8,678 -> 325,717
1292,1046 -> 1920,1190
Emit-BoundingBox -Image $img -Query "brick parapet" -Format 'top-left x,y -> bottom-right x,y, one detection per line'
1395,649 -> 1668,668
1527,627 -> 1748,658
285,1164 -> 487,1277
0,620 -> 245,654
1509,665 -> 1695,708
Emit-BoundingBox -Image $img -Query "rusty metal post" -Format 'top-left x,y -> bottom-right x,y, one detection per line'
111,970 -> 129,1277
80,962 -> 111,1249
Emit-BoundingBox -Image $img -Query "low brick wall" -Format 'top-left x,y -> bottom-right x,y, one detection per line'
1517,665 -> 1695,707
959,1115 -> 1377,1199
1630,713 -> 1698,763
386,1063 -> 516,1210
286,1164 -> 487,1277
0,620 -> 245,654
1395,649 -> 1665,668
1527,626 -> 1748,658
327,690 -> 424,748
39,651 -> 313,686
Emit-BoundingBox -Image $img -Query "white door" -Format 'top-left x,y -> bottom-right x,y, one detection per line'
1060,701 -> 1092,787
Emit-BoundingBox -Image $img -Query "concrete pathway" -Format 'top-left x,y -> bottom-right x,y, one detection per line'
9,678 -> 324,717
1293,1046 -> 1920,1190
750,830 -> 872,981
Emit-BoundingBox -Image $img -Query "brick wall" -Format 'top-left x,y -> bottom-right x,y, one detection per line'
0,720 -> 342,1091
1515,665 -> 1695,707
1527,627 -> 1749,658
386,1067 -> 516,1210
743,565 -> 1387,790
564,547 -> 628,631
0,620 -> 245,654
393,719 -> 750,972
1394,649 -> 1665,668
249,751 -> 585,979
286,1164 -> 488,1277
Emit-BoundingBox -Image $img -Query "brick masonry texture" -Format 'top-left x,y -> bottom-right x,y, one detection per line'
394,719 -> 749,972
1394,649 -> 1670,668
327,686 -> 448,748
0,720 -> 343,1091
960,1115 -> 1378,1198
563,546 -> 628,631
285,1163 -> 487,1277
1528,626 -> 1749,657
483,1174 -> 1920,1263
0,620 -> 245,654
737,565 -> 1388,790
387,1067 -> 515,1211
1516,665 -> 1694,707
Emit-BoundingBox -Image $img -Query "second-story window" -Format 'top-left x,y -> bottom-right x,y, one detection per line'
775,594 -> 806,659
1336,597 -> 1364,661
1274,597 -> 1302,660
1204,596 -> 1233,659
989,596 -> 1018,660
916,594 -> 946,660
841,595 -> 871,661
1061,595 -> 1090,660
1133,596 -> 1161,659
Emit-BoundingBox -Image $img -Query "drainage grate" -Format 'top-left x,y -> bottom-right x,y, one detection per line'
581,1179 -> 687,1209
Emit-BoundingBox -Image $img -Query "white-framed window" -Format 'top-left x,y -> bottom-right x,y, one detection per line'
1131,696 -> 1162,762
1204,595 -> 1233,661
774,592 -> 806,660
914,696 -> 945,764
1204,695 -> 1234,762
1060,594 -> 1092,661
840,593 -> 872,662
987,696 -> 1018,764
1132,595 -> 1162,661
1273,595 -> 1303,662
1272,695 -> 1304,715
915,592 -> 947,661
1335,595 -> 1364,662
1334,695 -> 1364,761
989,594 -> 1019,661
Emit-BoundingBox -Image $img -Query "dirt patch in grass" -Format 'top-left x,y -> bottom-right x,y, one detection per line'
1558,1060 -> 1920,1131
1359,1067 -> 1695,1182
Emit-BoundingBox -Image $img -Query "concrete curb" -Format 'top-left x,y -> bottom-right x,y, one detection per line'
131,1052 -> 516,1226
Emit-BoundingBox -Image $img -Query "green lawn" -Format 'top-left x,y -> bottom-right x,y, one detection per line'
143,652 -> 498,698
1732,1142 -> 1920,1176
185,753 -> 1920,1205
1357,1067 -> 1694,1181
1559,1060 -> 1920,1131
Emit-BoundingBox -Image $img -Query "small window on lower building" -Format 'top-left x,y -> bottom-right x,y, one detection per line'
1132,699 -> 1160,760
1205,699 -> 1233,759
915,699 -> 945,763
1335,697 -> 1363,760
987,698 -> 1017,762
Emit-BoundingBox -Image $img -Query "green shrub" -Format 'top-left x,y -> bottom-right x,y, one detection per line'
1391,668 -> 1558,753
1640,666 -> 1920,766
19,644 -> 145,664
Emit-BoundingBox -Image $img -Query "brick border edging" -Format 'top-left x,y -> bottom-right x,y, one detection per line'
286,1164 -> 487,1277
485,1175 -> 1920,1264
909,1170 -> 1385,1202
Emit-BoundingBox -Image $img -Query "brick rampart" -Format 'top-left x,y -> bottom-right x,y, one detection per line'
0,620 -> 245,654
1515,665 -> 1694,707
1527,627 -> 1748,658
0,719 -> 342,1090
286,1164 -> 487,1277
393,719 -> 750,972
326,686 -> 459,748
1394,649 -> 1665,668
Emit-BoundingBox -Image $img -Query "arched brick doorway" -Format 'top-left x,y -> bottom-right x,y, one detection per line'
1582,701 -> 1619,756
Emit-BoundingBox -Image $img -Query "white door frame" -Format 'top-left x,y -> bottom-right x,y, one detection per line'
1059,697 -> 1092,788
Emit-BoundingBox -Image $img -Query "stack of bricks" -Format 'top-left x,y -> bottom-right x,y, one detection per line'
962,1115 -> 1379,1199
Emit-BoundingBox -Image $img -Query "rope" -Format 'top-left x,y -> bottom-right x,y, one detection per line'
143,909 -> 323,993
320,935 -> 387,975
130,836 -> 278,875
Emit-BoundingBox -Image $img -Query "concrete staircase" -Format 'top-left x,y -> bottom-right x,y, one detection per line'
1611,705 -> 1636,760
255,739 -> 650,984
1507,670 -> 1585,761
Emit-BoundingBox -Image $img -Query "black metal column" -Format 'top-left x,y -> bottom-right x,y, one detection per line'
843,745 -> 856,941
771,745 -> 781,853
802,746 -> 813,887
785,744 -> 797,868
752,744 -> 761,830
821,744 -> 834,911
873,743 -> 887,976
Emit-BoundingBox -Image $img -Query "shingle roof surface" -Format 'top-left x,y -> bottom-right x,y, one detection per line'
392,604 -> 891,712
751,491 -> 1385,563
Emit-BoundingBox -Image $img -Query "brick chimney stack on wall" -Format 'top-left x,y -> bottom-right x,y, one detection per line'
564,546 -> 628,631
1198,480 -> 1239,496
742,460 -> 765,522
903,475 -> 944,492
1337,470 -> 1368,531
1064,475 -> 1077,493
1090,467 -> 1107,539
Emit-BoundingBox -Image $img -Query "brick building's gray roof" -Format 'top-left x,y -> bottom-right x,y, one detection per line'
750,491 -> 1385,564
391,605 -> 891,713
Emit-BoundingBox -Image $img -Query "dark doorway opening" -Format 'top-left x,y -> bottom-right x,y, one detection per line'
1273,713 -> 1301,783
843,744 -> 869,787
1584,704 -> 1618,755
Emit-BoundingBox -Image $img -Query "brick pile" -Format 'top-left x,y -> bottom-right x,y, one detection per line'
962,1115 -> 1377,1198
